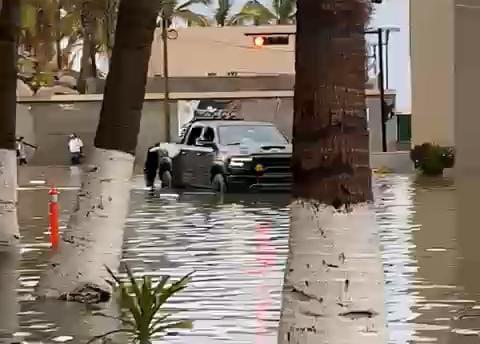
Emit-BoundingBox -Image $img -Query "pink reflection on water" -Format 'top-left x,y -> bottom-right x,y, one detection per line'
244,222 -> 277,344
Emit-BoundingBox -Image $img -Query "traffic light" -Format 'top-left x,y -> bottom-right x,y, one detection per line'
252,35 -> 289,47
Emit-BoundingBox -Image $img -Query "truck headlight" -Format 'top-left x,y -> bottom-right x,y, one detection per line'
229,157 -> 252,168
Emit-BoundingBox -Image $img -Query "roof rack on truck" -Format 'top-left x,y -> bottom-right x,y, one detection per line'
191,110 -> 243,121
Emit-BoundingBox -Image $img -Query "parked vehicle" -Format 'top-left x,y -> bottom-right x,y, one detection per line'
158,115 -> 292,193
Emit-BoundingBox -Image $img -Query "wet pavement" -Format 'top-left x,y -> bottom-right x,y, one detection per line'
4,167 -> 480,343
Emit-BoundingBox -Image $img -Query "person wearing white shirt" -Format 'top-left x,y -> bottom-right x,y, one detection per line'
68,133 -> 84,165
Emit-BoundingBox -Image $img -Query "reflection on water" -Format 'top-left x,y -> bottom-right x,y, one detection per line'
123,192 -> 290,344
6,170 -> 480,343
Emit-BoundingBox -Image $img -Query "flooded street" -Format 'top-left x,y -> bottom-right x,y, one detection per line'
5,168 -> 480,343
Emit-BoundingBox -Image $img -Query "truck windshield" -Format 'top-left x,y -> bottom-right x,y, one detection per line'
218,125 -> 288,146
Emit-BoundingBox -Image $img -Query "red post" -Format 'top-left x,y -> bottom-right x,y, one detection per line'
49,187 -> 59,249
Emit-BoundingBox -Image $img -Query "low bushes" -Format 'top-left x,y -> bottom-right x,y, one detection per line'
410,143 -> 455,176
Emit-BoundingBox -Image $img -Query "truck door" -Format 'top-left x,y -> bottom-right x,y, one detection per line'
179,125 -> 204,187
194,126 -> 217,187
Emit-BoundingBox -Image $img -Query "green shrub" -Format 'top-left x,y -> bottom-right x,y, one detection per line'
410,143 -> 454,176
88,265 -> 193,344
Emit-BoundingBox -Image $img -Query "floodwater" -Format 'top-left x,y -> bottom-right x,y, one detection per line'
3,167 -> 480,343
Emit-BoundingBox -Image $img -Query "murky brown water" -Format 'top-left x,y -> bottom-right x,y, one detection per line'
3,168 -> 480,343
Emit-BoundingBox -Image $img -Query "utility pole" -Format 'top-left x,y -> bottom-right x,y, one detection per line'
377,28 -> 387,152
161,13 -> 170,142
385,29 -> 391,88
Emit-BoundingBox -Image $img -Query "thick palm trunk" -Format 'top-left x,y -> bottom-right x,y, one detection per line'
37,0 -> 161,301
0,2 -> 20,338
0,0 -> 19,248
278,1 -> 386,343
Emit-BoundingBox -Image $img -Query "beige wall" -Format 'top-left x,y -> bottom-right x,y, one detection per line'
411,0 -> 480,173
454,0 -> 480,173
410,0 -> 454,147
148,25 -> 295,77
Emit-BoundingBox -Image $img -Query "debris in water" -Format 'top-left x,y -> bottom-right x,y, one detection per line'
52,336 -> 74,342
29,180 -> 46,185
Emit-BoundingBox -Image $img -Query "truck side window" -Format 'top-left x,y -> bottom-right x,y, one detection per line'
202,127 -> 215,142
186,126 -> 203,146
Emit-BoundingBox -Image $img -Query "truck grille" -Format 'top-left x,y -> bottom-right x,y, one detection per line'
251,155 -> 291,174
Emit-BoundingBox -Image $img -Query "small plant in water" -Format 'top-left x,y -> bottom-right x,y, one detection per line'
88,265 -> 193,344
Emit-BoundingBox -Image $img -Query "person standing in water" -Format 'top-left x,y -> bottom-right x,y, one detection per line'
16,137 -> 37,165
68,133 -> 84,165
144,143 -> 160,190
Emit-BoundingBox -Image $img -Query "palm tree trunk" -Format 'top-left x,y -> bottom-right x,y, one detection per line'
55,0 -> 62,70
278,1 -> 386,343
0,0 -> 20,249
0,1 -> 20,335
78,0 -> 97,93
37,0 -> 161,301
105,0 -> 119,58
34,7 -> 53,71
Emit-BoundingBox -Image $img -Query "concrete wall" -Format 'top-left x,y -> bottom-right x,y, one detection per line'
16,100 -> 171,168
16,92 -> 397,167
454,0 -> 480,173
410,0 -> 455,147
146,75 -> 294,93
411,0 -> 480,173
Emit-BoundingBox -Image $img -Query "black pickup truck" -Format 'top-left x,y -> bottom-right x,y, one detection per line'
157,117 -> 292,193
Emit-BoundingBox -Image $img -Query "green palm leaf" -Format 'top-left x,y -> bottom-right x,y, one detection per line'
176,0 -> 211,11
273,0 -> 295,24
236,0 -> 275,25
93,265 -> 194,343
174,9 -> 209,26
214,0 -> 231,26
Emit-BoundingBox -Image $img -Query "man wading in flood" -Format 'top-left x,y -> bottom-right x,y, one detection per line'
68,133 -> 84,165
144,143 -> 161,190
16,137 -> 38,165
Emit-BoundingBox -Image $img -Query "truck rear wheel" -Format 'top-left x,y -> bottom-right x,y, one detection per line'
212,174 -> 226,193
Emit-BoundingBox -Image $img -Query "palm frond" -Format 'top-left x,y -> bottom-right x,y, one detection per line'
214,0 -> 231,26
273,0 -> 295,23
174,9 -> 209,26
176,0 -> 211,11
236,0 -> 275,25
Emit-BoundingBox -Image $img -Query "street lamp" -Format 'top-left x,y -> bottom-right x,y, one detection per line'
160,13 -> 178,142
